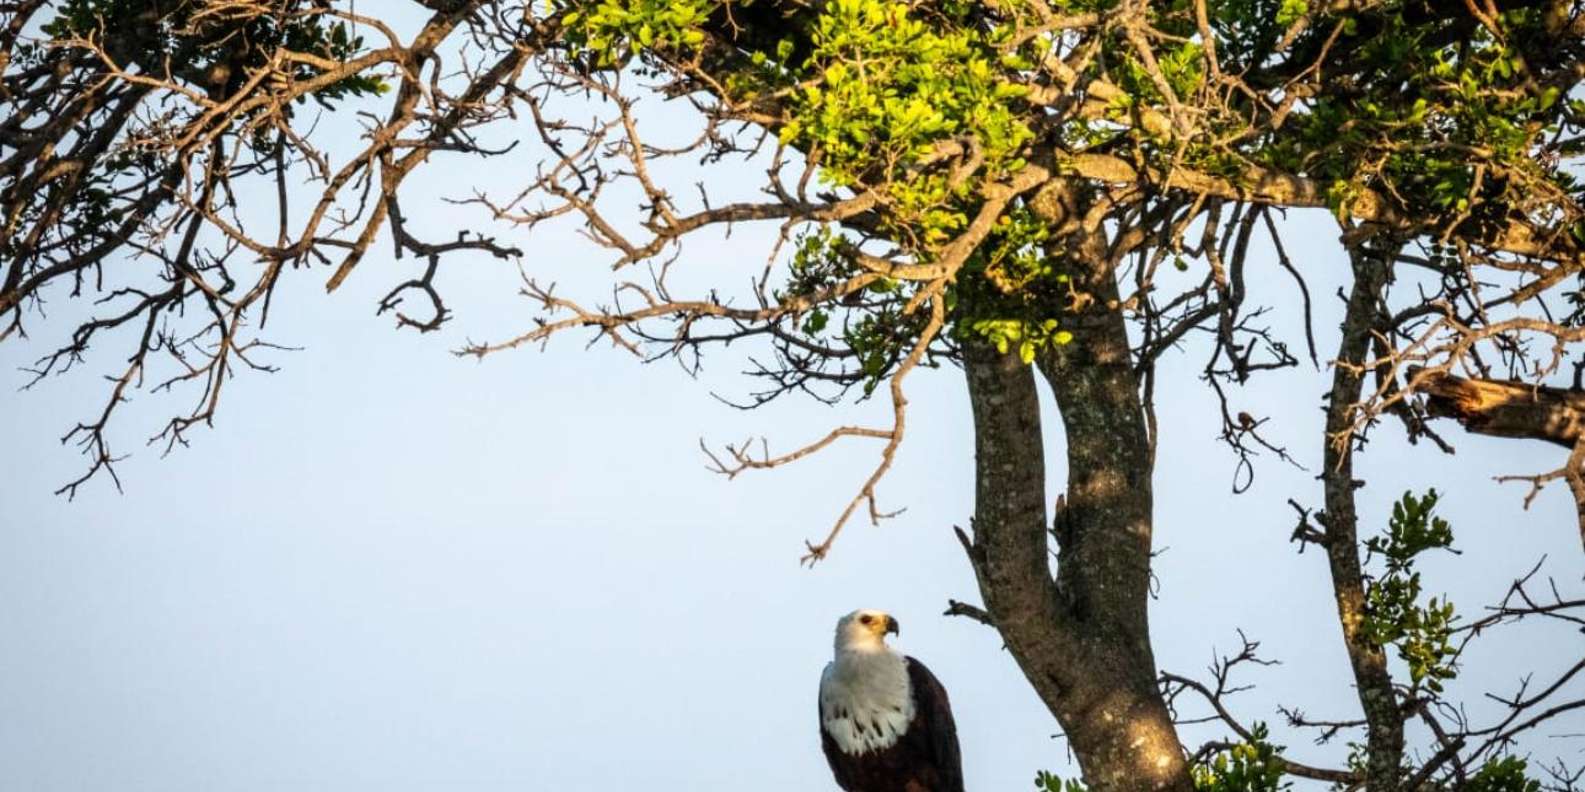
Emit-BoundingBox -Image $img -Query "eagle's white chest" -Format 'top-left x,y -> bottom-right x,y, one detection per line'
819,651 -> 916,755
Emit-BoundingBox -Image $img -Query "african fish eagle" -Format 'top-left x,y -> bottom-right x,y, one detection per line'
818,609 -> 964,792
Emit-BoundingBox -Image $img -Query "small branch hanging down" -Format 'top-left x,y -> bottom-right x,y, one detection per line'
790,292 -> 947,564
1494,438 -> 1585,551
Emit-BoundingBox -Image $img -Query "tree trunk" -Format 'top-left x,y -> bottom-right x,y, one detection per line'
1320,247 -> 1405,790
960,261 -> 1191,790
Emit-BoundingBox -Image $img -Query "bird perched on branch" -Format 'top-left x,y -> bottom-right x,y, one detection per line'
818,609 -> 963,792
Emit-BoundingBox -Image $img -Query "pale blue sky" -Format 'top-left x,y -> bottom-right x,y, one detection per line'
3,12 -> 1583,791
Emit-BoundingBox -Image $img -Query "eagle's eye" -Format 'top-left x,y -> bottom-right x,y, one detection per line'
859,615 -> 873,625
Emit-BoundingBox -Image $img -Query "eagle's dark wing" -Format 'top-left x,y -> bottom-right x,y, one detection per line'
820,721 -> 861,790
905,656 -> 964,792
820,676 -> 861,791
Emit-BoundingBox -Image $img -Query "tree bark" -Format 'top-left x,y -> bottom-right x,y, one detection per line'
1320,246 -> 1405,790
961,259 -> 1190,791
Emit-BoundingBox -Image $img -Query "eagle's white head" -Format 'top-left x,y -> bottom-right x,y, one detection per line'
821,608 -> 915,755
833,608 -> 900,655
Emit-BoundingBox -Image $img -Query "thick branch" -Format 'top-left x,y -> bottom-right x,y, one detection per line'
1412,368 -> 1585,448
1058,152 -> 1579,265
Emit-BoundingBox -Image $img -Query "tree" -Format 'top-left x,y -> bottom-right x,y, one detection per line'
4,0 -> 1584,788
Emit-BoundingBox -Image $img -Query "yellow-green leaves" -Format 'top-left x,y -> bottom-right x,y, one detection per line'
1040,724 -> 1292,792
970,318 -> 1072,364
559,0 -> 711,67
1190,725 -> 1290,792
779,0 -> 1033,240
1275,0 -> 1307,27
957,204 -> 1071,363
982,207 -> 1051,292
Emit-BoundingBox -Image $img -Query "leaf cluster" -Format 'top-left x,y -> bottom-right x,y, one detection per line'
775,0 -> 1033,245
44,0 -> 386,105
1035,724 -> 1292,792
1360,489 -> 1459,694
1190,724 -> 1291,792
558,0 -> 711,65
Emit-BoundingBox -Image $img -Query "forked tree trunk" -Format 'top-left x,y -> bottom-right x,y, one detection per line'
960,261 -> 1192,790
